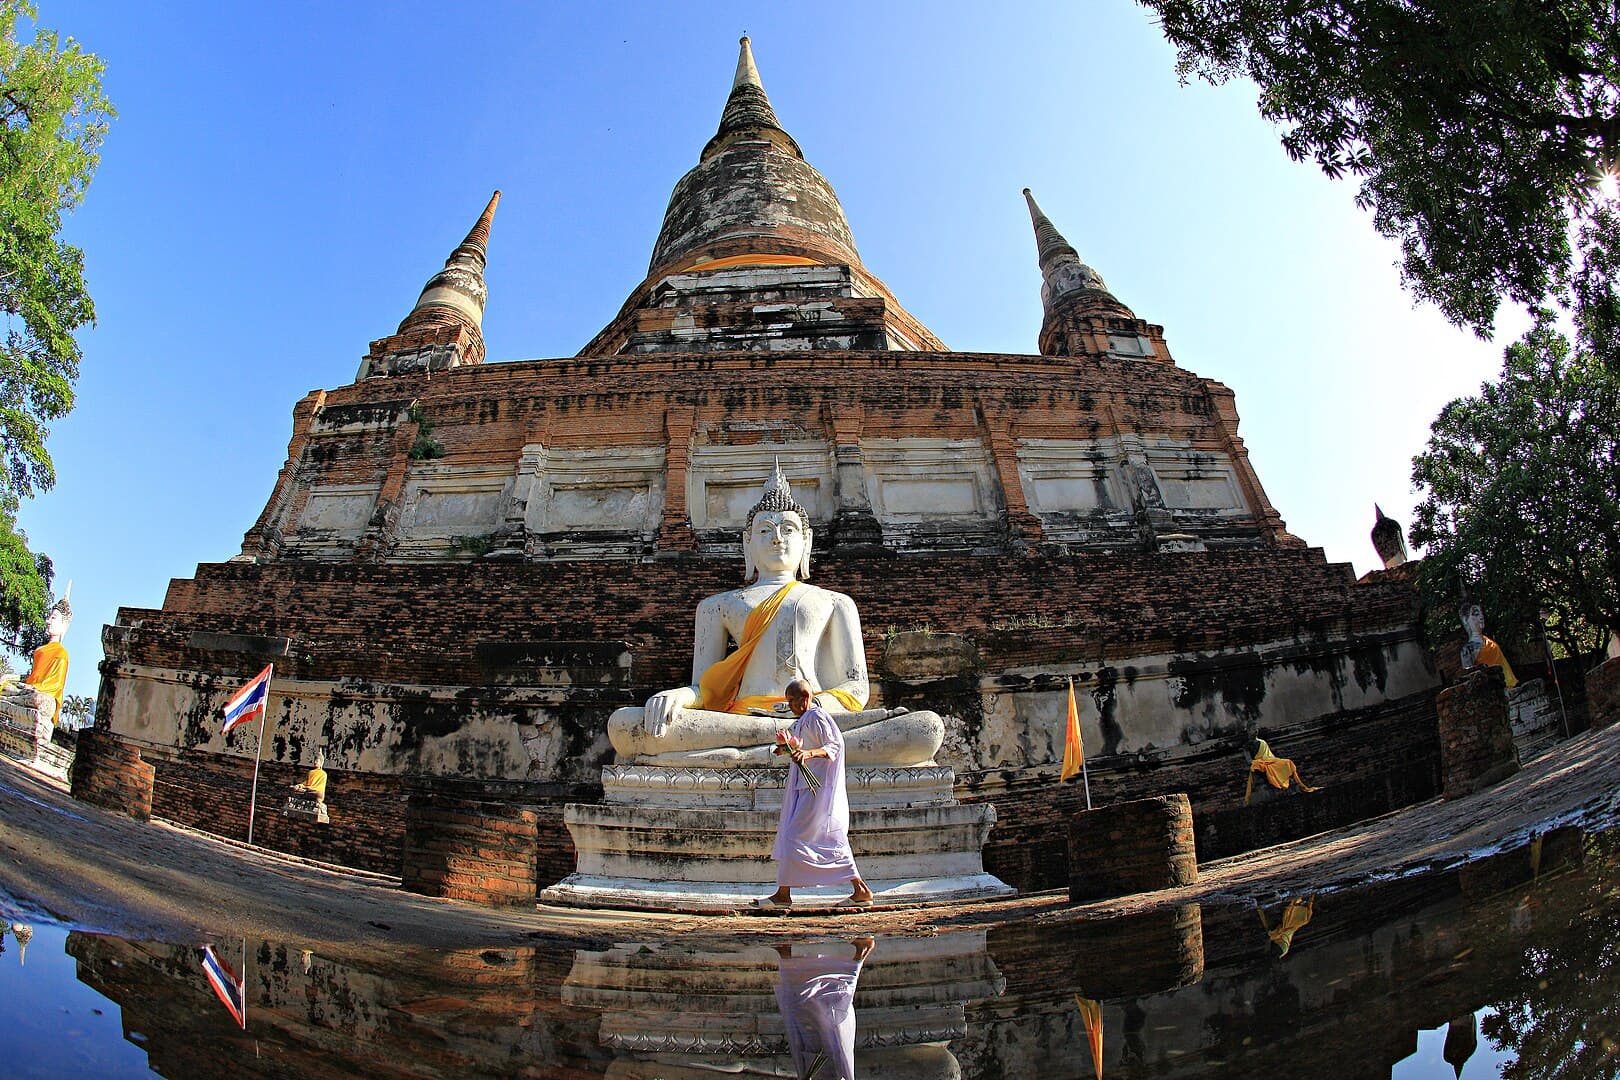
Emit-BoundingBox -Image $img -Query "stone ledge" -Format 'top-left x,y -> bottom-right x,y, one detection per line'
542,872 -> 1012,912
601,763 -> 957,809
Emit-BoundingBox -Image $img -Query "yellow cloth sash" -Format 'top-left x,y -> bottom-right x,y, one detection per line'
24,642 -> 68,725
1476,637 -> 1518,688
300,767 -> 328,800
696,582 -> 864,714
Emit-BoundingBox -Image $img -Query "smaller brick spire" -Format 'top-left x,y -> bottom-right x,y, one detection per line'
1023,188 -> 1138,354
1023,188 -> 1123,310
398,190 -> 501,338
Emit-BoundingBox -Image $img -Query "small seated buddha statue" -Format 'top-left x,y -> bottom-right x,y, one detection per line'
607,468 -> 943,768
286,749 -> 330,823
293,749 -> 328,804
1459,601 -> 1517,688
0,594 -> 72,737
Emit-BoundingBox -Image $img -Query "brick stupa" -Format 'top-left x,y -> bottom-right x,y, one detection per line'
88,38 -> 1441,901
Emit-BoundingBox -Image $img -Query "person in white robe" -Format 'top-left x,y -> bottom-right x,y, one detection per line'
758,679 -> 874,907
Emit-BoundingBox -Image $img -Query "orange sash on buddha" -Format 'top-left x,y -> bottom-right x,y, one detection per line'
698,581 -> 798,713
24,642 -> 68,725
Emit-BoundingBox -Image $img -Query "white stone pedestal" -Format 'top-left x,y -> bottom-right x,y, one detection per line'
0,698 -> 71,782
563,932 -> 1004,1077
542,765 -> 1013,910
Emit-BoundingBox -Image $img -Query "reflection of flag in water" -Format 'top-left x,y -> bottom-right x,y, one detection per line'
1075,994 -> 1103,1079
201,945 -> 246,1028
1060,678 -> 1084,782
221,664 -> 273,734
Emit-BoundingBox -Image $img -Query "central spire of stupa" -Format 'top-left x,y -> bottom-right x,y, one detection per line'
645,36 -> 861,277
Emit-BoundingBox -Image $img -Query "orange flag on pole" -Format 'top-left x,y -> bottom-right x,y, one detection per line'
1061,678 -> 1084,781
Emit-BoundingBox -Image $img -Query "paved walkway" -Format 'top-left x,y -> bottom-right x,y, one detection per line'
0,722 -> 1615,957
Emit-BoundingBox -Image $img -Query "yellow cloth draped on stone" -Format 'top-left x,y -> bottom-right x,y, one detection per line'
1074,995 -> 1104,1080
1476,636 -> 1518,688
299,767 -> 327,800
696,581 -> 862,714
1261,896 -> 1315,956
23,642 -> 68,725
1244,738 -> 1319,804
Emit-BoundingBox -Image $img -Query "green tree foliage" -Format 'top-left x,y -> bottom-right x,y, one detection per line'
0,504 -> 48,651
0,2 -> 110,649
1410,212 -> 1620,662
1482,831 -> 1620,1080
1141,0 -> 1619,336
59,691 -> 90,728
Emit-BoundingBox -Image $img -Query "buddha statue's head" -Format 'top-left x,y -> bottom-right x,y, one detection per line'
44,595 -> 72,641
1459,601 -> 1484,643
742,466 -> 812,582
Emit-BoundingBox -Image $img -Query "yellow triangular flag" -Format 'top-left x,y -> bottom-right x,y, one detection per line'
1075,994 -> 1103,1079
1061,678 -> 1084,782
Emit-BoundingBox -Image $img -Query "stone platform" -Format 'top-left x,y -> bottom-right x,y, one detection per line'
542,765 -> 1013,910
0,700 -> 71,783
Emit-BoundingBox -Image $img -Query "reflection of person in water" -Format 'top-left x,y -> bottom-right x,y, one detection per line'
774,937 -> 874,1080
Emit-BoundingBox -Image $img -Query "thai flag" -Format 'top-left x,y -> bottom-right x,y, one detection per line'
201,945 -> 246,1028
221,664 -> 273,734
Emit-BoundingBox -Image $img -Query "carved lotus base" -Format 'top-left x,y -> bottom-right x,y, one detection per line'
543,765 -> 1013,911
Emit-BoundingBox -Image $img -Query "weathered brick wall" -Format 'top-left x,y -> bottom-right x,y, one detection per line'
965,691 -> 1439,889
1067,793 -> 1197,902
69,729 -> 155,821
240,347 -> 1303,563
1436,667 -> 1519,798
125,546 -> 1410,695
1584,656 -> 1620,729
402,782 -> 540,905
146,749 -> 407,875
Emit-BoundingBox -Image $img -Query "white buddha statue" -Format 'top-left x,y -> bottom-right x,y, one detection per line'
607,468 -> 943,768
0,593 -> 71,738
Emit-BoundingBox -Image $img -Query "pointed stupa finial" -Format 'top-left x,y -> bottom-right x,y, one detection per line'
1023,187 -> 1138,337
703,36 -> 799,161
734,35 -> 762,90
398,190 -> 500,338
1023,188 -> 1080,271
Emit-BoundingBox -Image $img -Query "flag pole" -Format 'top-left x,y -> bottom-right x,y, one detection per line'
1080,737 -> 1093,812
240,936 -> 249,1030
245,665 -> 272,846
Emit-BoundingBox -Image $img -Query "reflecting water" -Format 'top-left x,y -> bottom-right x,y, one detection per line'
0,828 -> 1615,1078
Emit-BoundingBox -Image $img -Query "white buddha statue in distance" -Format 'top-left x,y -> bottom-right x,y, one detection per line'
607,468 -> 944,768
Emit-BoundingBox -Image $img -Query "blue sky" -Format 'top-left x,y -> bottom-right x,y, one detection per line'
18,2 -> 1520,702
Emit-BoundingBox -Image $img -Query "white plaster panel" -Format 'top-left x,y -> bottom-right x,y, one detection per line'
1015,439 -> 1121,512
1157,472 -> 1244,510
399,464 -> 511,541
863,438 -> 996,523
298,485 -> 379,536
550,486 -> 652,530
882,478 -> 978,515
687,443 -> 834,529
1140,439 -> 1245,512
524,445 -> 665,535
413,490 -> 502,529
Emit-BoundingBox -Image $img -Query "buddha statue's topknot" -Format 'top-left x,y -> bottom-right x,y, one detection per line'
744,464 -> 809,532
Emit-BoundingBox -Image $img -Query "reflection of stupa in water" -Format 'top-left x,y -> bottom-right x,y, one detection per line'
564,933 -> 1004,1078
